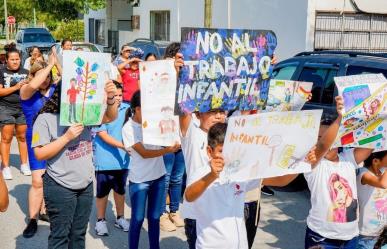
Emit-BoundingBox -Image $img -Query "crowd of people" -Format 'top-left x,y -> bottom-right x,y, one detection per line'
0,38 -> 385,249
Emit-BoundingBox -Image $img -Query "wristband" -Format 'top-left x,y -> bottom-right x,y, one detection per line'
107,95 -> 115,100
107,100 -> 116,105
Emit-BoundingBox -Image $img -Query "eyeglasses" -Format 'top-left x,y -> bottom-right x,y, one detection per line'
123,50 -> 131,53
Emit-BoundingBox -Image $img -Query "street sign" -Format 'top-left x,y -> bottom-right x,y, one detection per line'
7,16 -> 16,25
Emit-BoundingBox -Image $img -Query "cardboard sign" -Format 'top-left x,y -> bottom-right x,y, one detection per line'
264,79 -> 313,112
176,27 -> 277,114
334,74 -> 387,151
140,60 -> 180,146
60,51 -> 110,126
221,110 -> 322,182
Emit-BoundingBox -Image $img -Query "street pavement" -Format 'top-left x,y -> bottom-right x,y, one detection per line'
0,138 -> 310,249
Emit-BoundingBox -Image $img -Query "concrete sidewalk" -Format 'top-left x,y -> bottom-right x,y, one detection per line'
0,138 -> 310,249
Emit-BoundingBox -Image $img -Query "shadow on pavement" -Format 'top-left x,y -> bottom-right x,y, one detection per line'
9,184 -> 30,218
160,236 -> 187,249
14,221 -> 50,249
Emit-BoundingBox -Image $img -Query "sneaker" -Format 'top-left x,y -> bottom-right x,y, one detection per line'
2,166 -> 13,180
39,213 -> 50,223
114,217 -> 129,232
95,220 -> 109,236
261,186 -> 274,196
160,212 -> 176,232
20,164 -> 31,176
169,211 -> 184,227
23,219 -> 38,238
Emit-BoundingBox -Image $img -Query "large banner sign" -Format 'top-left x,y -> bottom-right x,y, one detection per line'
60,51 -> 110,126
140,60 -> 180,146
265,79 -> 313,112
221,110 -> 322,182
334,74 -> 387,151
176,27 -> 277,114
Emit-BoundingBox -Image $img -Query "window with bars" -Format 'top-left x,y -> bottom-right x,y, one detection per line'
314,12 -> 387,53
150,11 -> 170,41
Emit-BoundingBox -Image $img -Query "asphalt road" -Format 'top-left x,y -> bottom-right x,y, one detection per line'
0,138 -> 310,249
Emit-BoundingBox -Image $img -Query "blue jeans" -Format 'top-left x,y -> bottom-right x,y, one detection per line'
163,150 -> 185,213
129,175 -> 166,249
184,218 -> 197,249
43,174 -> 93,249
357,235 -> 377,249
305,226 -> 358,249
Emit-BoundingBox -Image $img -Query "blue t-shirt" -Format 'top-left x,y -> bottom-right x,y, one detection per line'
93,103 -> 130,171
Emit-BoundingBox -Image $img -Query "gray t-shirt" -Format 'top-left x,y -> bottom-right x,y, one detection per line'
32,113 -> 94,189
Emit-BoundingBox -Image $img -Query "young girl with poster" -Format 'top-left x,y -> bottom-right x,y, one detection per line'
304,96 -> 374,249
121,90 -> 180,249
357,151 -> 387,249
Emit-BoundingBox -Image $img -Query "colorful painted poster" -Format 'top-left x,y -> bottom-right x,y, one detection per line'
264,79 -> 313,112
140,60 -> 180,146
176,27 -> 277,114
221,110 -> 322,182
60,51 -> 111,126
334,74 -> 387,151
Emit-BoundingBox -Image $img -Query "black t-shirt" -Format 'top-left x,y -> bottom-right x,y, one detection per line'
0,67 -> 28,108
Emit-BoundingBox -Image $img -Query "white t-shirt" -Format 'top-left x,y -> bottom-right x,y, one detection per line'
304,149 -> 359,240
357,167 -> 387,237
122,118 -> 166,183
23,57 -> 31,70
110,63 -> 119,81
191,161 -> 261,249
180,118 -> 209,219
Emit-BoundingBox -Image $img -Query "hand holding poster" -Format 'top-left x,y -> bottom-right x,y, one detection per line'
140,60 -> 180,146
265,79 -> 313,112
221,110 -> 322,182
176,27 -> 277,114
60,51 -> 111,126
334,74 -> 387,151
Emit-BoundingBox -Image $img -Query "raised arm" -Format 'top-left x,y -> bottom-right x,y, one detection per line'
354,148 -> 374,165
312,96 -> 344,167
361,170 -> 387,189
101,80 -> 118,124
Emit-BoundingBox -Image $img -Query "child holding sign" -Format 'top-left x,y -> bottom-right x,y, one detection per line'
356,151 -> 387,249
184,123 -> 316,249
304,96 -> 373,249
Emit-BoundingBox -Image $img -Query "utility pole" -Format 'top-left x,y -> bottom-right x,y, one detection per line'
33,8 -> 36,27
4,0 -> 9,43
204,0 -> 212,28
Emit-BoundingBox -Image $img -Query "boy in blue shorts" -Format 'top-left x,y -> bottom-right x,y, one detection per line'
93,81 -> 130,236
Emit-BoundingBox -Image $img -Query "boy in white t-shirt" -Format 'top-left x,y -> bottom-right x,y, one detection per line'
184,123 -> 316,249
304,96 -> 373,249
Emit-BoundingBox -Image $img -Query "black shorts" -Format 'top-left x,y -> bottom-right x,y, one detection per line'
0,106 -> 26,125
95,169 -> 129,198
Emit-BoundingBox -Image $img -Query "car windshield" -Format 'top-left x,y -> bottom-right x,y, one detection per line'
24,33 -> 55,43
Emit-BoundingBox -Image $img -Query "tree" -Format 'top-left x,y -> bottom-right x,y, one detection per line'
53,20 -> 84,41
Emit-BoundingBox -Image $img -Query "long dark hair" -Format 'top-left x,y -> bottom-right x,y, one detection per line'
374,226 -> 387,249
124,90 -> 141,124
32,86 -> 61,125
364,151 -> 387,168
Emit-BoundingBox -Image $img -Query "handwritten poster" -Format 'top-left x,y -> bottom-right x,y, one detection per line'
140,60 -> 180,146
221,110 -> 322,182
60,51 -> 110,126
264,80 -> 313,112
176,27 -> 277,114
334,74 -> 387,151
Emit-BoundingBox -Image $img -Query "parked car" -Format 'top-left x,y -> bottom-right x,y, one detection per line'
273,50 -> 387,121
272,50 -> 387,191
127,38 -> 170,59
54,42 -> 103,54
15,28 -> 56,62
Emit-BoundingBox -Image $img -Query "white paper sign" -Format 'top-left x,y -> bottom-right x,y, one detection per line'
140,60 -> 180,146
334,74 -> 387,151
60,51 -> 110,126
222,110 -> 323,182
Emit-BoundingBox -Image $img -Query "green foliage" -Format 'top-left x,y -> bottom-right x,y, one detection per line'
52,20 -> 85,41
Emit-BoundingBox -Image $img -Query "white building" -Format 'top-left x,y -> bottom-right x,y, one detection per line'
84,0 -> 387,59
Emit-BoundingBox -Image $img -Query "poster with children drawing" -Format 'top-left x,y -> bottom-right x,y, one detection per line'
60,51 -> 110,126
140,60 -> 180,146
334,74 -> 387,151
264,80 -> 313,112
176,27 -> 277,115
221,110 -> 322,182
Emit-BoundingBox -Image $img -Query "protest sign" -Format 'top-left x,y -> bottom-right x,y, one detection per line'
176,27 -> 277,114
334,74 -> 387,151
264,79 -> 313,112
60,51 -> 110,126
140,60 -> 180,146
221,110 -> 322,182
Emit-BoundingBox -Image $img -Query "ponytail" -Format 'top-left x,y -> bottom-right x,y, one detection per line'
123,90 -> 141,125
